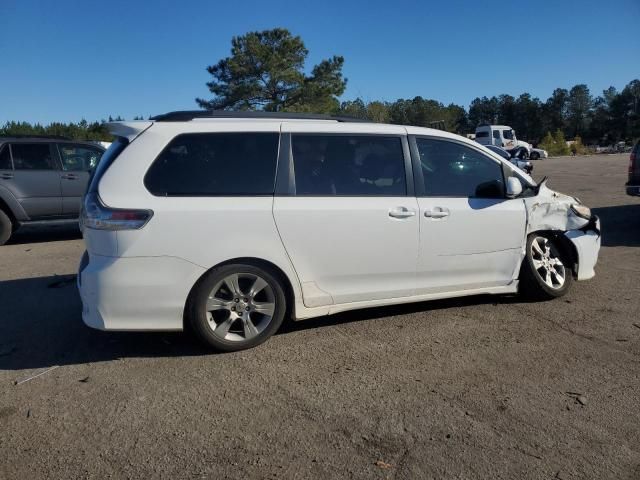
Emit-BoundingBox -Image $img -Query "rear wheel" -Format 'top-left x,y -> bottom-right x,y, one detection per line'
520,234 -> 573,300
187,263 -> 287,352
0,209 -> 13,245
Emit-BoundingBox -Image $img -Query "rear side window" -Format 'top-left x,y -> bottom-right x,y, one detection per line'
145,133 -> 279,196
11,143 -> 56,170
291,135 -> 406,196
475,131 -> 489,138
415,138 -> 504,198
0,145 -> 11,170
58,143 -> 104,171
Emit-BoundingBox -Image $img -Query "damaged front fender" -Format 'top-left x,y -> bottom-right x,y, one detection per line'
524,179 -> 601,280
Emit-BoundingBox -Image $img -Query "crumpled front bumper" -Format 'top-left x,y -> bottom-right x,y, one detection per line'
564,216 -> 601,281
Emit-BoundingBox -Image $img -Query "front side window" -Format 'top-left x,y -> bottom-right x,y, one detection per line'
415,138 -> 504,198
145,133 -> 279,196
0,145 -> 11,170
10,143 -> 57,170
492,130 -> 501,139
291,135 -> 406,196
503,129 -> 514,140
58,144 -> 104,171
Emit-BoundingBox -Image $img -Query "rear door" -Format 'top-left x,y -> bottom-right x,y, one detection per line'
56,143 -> 104,214
273,124 -> 419,307
8,142 -> 62,218
410,135 -> 526,294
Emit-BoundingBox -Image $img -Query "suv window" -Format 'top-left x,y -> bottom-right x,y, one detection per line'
503,129 -> 514,140
11,143 -> 57,170
145,133 -> 279,196
415,138 -> 504,198
291,135 -> 406,196
475,131 -> 489,138
58,144 -> 103,171
0,145 -> 11,170
493,130 -> 501,139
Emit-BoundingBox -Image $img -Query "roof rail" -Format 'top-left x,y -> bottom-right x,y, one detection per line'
0,134 -> 72,140
150,110 -> 371,123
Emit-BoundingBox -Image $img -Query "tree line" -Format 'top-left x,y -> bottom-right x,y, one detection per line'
2,28 -> 638,146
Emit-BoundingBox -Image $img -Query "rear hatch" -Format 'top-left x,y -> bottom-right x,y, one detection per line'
81,121 -> 153,257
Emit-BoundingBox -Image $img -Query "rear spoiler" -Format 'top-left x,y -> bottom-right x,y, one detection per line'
106,121 -> 153,142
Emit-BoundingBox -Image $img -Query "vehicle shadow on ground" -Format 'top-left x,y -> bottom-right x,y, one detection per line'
592,204 -> 640,247
7,224 -> 82,245
0,274 -> 523,371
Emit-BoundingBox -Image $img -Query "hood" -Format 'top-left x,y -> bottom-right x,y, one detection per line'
523,179 -> 590,233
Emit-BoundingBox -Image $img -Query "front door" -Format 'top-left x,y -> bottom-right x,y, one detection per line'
273,128 -> 419,307
8,143 -> 62,218
411,136 -> 526,294
56,143 -> 103,215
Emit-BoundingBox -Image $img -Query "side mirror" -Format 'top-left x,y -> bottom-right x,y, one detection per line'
506,177 -> 523,198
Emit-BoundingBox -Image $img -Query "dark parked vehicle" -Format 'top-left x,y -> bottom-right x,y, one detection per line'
0,136 -> 105,244
627,140 -> 640,196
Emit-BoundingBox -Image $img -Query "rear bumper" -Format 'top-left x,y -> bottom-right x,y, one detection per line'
564,217 -> 601,281
78,253 -> 205,331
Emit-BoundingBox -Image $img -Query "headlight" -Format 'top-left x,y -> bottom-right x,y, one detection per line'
571,204 -> 591,219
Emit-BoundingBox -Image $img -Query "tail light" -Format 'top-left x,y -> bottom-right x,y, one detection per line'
80,192 -> 153,231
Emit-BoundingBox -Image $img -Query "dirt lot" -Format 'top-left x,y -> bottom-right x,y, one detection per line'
1,154 -> 639,479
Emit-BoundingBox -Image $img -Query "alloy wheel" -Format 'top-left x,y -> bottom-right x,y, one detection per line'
205,273 -> 276,342
530,236 -> 566,290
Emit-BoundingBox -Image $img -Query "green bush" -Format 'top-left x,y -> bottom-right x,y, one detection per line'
539,129 -> 570,156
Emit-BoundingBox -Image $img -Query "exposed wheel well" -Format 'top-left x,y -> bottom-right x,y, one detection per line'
527,230 -> 578,278
183,257 -> 296,329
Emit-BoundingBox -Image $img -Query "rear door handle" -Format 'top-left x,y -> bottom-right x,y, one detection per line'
0,173 -> 13,180
424,208 -> 450,218
388,206 -> 416,219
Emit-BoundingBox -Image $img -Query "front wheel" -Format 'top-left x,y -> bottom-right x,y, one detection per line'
520,234 -> 573,300
530,151 -> 540,160
187,263 -> 287,352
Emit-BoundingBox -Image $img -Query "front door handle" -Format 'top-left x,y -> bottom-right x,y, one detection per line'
0,173 -> 13,180
61,173 -> 77,180
424,208 -> 450,219
389,207 -> 416,219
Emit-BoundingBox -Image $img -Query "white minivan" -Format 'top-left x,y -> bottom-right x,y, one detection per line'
79,112 -> 601,351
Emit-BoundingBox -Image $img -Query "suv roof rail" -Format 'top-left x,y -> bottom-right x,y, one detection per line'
0,134 -> 72,140
149,110 -> 371,123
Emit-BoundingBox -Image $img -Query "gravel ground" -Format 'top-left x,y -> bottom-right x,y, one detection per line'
1,154 -> 639,479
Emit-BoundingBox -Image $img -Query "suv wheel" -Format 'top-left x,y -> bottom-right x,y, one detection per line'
187,263 -> 287,352
530,151 -> 540,160
0,209 -> 13,245
520,234 -> 573,300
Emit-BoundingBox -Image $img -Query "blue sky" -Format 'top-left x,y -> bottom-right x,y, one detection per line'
1,0 -> 638,124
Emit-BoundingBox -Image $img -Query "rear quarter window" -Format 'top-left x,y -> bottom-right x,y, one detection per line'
144,133 -> 280,196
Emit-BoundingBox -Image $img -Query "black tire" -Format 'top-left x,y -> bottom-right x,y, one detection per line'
187,263 -> 287,352
530,151 -> 540,160
0,209 -> 13,245
520,234 -> 573,300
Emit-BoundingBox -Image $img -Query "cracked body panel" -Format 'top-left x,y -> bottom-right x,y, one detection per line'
523,180 -> 601,280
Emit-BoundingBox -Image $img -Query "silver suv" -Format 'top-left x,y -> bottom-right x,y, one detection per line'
0,136 -> 105,244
